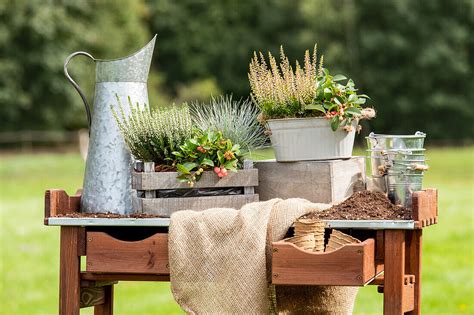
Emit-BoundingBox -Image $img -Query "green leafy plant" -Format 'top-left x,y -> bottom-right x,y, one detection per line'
306,68 -> 375,131
172,129 -> 241,187
248,45 -> 324,119
190,96 -> 267,154
111,96 -> 192,164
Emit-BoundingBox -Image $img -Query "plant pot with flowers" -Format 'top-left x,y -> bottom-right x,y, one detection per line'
248,45 -> 375,161
112,96 -> 265,216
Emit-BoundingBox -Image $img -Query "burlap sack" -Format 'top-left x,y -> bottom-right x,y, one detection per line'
275,286 -> 359,315
169,198 -> 359,314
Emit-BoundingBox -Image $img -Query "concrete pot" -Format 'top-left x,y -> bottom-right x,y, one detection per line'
267,117 -> 356,161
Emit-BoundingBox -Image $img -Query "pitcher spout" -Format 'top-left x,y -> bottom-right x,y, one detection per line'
95,34 -> 157,83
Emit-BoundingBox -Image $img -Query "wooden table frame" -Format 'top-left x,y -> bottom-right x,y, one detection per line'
44,189 -> 437,315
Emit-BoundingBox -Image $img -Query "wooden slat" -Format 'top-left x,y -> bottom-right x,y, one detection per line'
379,274 -> 416,312
80,280 -> 118,288
370,274 -> 415,287
59,227 -> 81,315
383,230 -> 405,315
77,227 -> 86,256
81,272 -> 170,282
403,279 -> 415,313
93,285 -> 113,315
413,189 -> 438,229
139,194 -> 259,216
45,189 -> 82,225
371,275 -> 384,286
375,231 -> 384,261
133,169 -> 259,190
272,238 -> 376,286
86,232 -> 169,274
406,230 -> 422,315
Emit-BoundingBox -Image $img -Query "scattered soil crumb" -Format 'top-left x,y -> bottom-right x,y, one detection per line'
54,212 -> 167,219
302,190 -> 412,220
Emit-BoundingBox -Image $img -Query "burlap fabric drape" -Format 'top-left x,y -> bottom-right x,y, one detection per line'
169,198 -> 358,314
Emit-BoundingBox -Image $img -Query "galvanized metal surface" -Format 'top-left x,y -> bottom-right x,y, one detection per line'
47,217 -> 170,227
366,131 -> 426,150
95,36 -> 156,83
47,217 -> 416,230
81,82 -> 148,214
324,220 -> 415,230
66,36 -> 157,214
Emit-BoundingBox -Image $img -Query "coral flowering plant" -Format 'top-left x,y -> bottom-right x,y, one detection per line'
307,68 -> 375,131
172,129 -> 241,187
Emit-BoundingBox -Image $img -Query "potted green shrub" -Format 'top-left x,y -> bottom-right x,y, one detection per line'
249,45 -> 375,161
111,96 -> 262,216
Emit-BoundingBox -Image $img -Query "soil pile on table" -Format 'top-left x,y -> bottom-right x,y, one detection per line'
54,191 -> 410,220
302,190 -> 412,220
55,212 -> 166,218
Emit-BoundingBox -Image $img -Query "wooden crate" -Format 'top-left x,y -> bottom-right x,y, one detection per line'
272,237 -> 377,286
254,157 -> 366,203
131,162 -> 259,216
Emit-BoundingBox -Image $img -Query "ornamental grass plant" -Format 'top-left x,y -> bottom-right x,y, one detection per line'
190,96 -> 267,154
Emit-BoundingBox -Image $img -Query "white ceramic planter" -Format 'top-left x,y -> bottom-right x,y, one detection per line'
267,117 -> 356,161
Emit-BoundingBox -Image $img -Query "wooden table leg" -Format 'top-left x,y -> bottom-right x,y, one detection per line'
94,284 -> 114,315
384,230 -> 406,315
405,230 -> 422,315
59,226 -> 81,315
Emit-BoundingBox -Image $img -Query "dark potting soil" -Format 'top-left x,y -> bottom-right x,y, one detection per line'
55,212 -> 167,218
302,190 -> 412,220
55,191 -> 410,220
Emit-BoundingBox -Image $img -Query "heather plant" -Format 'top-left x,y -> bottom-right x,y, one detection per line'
249,45 -> 374,131
248,45 -> 324,119
190,96 -> 267,154
111,96 -> 192,164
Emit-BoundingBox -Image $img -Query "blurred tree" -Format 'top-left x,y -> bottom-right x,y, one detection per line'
0,0 -> 151,131
147,0 -> 305,97
1,0 -> 471,141
356,0 -> 473,140
298,0 -> 358,75
174,78 -> 222,105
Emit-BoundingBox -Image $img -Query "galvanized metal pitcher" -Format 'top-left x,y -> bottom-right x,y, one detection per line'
64,35 -> 156,214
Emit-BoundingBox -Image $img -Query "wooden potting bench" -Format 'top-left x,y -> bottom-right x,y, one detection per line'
44,188 -> 437,315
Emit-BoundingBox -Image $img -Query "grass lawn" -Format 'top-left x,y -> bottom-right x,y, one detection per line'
1,147 -> 473,314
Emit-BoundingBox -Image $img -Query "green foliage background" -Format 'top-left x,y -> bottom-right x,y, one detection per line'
1,0 -> 472,141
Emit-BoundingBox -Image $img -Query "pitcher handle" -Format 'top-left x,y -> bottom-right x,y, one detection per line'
64,51 -> 95,129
